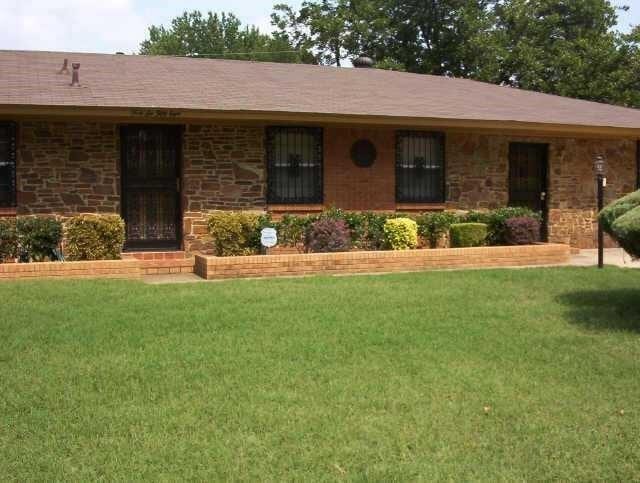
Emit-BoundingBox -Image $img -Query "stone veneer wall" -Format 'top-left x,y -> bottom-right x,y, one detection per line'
17,121 -> 120,215
446,133 -> 637,248
182,124 -> 266,253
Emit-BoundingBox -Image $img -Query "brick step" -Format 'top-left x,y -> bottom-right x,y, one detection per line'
122,251 -> 187,261
138,258 -> 195,275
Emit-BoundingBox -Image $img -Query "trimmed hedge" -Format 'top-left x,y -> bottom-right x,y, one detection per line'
304,218 -> 351,253
610,207 -> 640,258
384,218 -> 418,250
0,218 -> 17,262
16,217 -> 63,262
65,214 -> 125,261
504,217 -> 541,245
450,223 -> 488,248
600,190 -> 640,258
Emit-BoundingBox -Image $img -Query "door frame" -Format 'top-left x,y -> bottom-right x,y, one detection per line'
120,124 -> 183,252
508,142 -> 549,241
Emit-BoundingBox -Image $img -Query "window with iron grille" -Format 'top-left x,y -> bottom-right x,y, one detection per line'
0,122 -> 17,207
396,131 -> 445,203
266,127 -> 323,204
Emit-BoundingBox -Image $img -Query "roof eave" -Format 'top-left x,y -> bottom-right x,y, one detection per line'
1,104 -> 639,139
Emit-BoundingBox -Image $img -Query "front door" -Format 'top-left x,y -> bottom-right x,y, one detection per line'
508,142 -> 549,239
121,125 -> 182,251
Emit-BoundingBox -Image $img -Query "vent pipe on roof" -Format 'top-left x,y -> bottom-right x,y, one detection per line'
58,58 -> 69,75
70,63 -> 80,87
352,54 -> 374,68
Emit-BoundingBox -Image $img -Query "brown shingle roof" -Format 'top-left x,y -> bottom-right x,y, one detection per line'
2,49 -> 640,131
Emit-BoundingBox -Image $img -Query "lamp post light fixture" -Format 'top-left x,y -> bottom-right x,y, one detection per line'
594,155 -> 606,269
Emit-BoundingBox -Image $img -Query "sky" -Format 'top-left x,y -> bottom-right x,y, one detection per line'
0,0 -> 638,55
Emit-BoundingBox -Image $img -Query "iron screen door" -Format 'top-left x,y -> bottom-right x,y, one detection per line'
508,142 -> 549,239
121,125 -> 182,250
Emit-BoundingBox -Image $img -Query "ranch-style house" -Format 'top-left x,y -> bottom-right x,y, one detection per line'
1,50 -> 639,253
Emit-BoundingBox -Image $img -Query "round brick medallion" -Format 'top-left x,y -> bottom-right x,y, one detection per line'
350,139 -> 377,167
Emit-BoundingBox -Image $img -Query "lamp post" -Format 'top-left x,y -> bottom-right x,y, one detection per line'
594,155 -> 606,269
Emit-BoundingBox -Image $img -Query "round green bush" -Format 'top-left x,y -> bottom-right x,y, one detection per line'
599,190 -> 640,258
64,214 -> 125,261
383,218 -> 418,250
610,205 -> 640,258
450,223 -> 488,248
208,211 -> 271,257
16,216 -> 63,262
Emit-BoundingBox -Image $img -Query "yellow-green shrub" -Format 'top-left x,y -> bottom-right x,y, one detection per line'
450,223 -> 488,248
207,211 -> 271,256
383,217 -> 418,250
65,214 -> 125,261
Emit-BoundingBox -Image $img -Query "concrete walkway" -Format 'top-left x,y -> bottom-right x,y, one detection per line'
570,248 -> 640,269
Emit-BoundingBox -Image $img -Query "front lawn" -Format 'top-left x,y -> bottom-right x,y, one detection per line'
1,268 -> 639,480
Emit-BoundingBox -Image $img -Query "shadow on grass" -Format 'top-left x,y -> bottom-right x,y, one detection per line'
557,289 -> 640,333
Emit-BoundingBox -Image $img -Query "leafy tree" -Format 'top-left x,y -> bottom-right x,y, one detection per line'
140,10 -> 314,64
272,0 -> 640,107
376,0 -> 504,80
272,1 -> 352,66
496,0 -> 640,106
272,0 -> 504,79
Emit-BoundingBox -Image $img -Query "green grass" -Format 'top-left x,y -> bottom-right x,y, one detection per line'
1,267 -> 640,481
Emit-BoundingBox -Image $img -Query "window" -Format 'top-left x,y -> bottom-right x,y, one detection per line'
266,127 -> 323,204
396,131 -> 445,203
0,122 -> 17,207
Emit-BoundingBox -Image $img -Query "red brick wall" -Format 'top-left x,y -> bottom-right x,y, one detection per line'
323,127 -> 396,210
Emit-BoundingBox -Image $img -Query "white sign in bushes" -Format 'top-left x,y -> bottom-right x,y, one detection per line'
260,228 -> 278,248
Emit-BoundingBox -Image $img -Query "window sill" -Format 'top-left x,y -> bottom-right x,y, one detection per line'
0,207 -> 17,217
267,204 -> 325,213
396,203 -> 446,211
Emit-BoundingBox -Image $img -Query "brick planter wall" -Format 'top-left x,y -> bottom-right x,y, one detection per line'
194,244 -> 571,280
0,260 -> 141,280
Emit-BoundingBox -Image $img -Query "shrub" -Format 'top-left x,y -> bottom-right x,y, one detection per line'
610,206 -> 640,258
344,211 -> 390,250
600,190 -> 640,235
417,212 -> 460,248
304,218 -> 351,253
0,218 -> 17,262
64,215 -> 125,261
208,211 -> 267,256
600,190 -> 640,258
465,207 -> 541,245
450,223 -> 488,248
276,214 -> 314,250
504,216 -> 541,245
384,217 -> 418,250
16,217 -> 63,262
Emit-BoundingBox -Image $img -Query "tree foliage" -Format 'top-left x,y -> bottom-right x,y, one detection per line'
140,11 -> 314,64
272,0 -> 640,106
